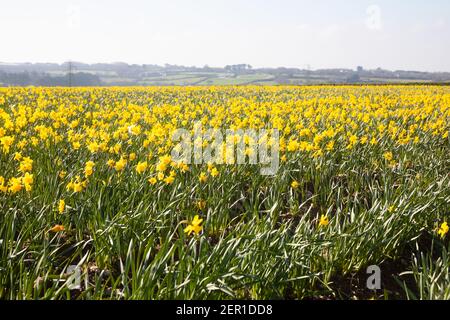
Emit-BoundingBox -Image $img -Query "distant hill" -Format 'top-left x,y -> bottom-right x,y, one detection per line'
1,62 -> 450,86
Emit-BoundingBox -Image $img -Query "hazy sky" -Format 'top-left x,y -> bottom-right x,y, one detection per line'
1,0 -> 449,71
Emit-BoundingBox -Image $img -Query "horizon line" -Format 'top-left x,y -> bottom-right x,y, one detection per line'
1,61 -> 450,74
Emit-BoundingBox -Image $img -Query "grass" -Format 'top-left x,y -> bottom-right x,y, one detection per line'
141,77 -> 208,86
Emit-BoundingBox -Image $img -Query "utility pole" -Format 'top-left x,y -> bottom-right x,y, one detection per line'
306,64 -> 311,84
68,61 -> 73,87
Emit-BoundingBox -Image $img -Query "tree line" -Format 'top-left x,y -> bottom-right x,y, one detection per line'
0,71 -> 102,87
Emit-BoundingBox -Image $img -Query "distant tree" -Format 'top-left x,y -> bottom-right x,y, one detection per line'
224,64 -> 251,74
346,73 -> 361,83
0,71 -> 32,86
37,72 -> 102,86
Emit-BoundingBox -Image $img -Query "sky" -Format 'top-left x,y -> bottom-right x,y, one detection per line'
1,0 -> 449,71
